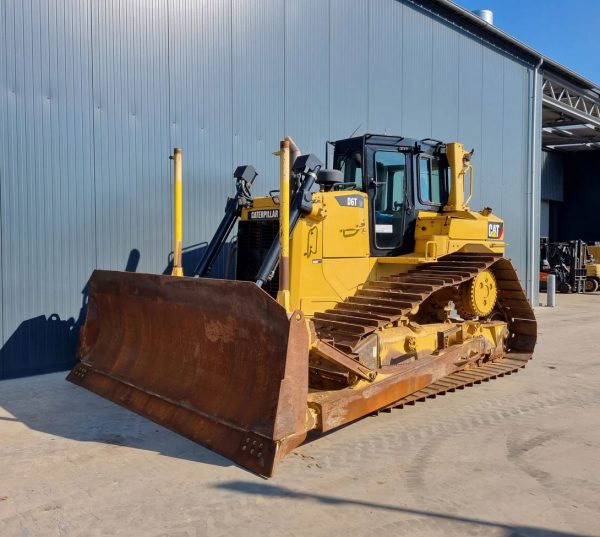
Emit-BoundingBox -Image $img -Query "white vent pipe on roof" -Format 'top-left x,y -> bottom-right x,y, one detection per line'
472,9 -> 494,24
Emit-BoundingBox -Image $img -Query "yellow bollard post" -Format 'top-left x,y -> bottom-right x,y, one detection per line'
276,140 -> 291,312
171,148 -> 184,276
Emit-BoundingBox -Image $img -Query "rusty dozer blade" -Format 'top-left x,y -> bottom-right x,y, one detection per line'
67,270 -> 310,477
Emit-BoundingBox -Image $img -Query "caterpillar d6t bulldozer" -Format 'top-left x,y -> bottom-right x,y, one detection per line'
68,135 -> 536,476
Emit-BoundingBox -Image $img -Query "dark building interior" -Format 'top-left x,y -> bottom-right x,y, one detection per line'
541,76 -> 600,244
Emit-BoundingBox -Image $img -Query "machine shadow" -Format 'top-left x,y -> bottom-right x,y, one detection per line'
0,311 -> 84,379
0,242 -> 235,381
0,249 -> 141,380
162,241 -> 235,279
0,247 -> 237,469
213,481 -> 591,537
0,372 -> 232,469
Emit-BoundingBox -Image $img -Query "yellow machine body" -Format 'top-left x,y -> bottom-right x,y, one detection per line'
68,138 -> 535,477
241,144 -> 505,316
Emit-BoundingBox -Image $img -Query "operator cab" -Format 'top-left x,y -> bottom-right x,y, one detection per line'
330,134 -> 450,257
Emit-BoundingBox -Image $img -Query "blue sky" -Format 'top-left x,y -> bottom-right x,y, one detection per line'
456,0 -> 600,85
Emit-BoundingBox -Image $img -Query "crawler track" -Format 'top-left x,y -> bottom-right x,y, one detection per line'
312,252 -> 536,400
381,353 -> 531,411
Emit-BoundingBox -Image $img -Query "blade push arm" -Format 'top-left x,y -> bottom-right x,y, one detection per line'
193,165 -> 257,277
255,154 -> 322,287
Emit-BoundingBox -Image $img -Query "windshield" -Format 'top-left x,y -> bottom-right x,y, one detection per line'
418,156 -> 448,206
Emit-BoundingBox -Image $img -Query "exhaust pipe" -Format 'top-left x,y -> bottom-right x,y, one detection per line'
285,135 -> 301,175
444,142 -> 473,212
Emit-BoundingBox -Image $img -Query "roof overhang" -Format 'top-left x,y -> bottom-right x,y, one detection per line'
542,77 -> 600,152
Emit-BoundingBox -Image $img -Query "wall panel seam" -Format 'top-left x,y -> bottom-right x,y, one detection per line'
90,0 -> 98,269
0,0 -> 7,363
229,0 -> 234,178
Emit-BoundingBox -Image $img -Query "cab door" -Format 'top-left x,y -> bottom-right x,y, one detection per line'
322,192 -> 370,258
368,149 -> 415,255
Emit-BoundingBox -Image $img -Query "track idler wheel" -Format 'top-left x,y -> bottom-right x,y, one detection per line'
456,269 -> 498,320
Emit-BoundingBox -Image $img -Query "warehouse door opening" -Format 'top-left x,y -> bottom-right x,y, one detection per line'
540,76 -> 600,245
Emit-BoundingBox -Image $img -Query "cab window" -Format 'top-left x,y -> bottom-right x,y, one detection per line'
374,151 -> 407,249
418,156 -> 447,206
337,151 -> 363,186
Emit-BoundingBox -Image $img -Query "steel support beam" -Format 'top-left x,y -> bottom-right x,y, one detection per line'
542,79 -> 600,129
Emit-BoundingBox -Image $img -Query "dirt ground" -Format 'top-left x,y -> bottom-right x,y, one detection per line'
1,292 -> 599,537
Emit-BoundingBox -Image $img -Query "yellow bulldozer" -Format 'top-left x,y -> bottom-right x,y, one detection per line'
68,134 -> 536,476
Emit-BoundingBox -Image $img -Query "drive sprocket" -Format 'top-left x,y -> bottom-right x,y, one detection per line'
456,269 -> 497,319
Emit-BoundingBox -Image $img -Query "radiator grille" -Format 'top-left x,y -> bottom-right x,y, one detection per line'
236,220 -> 279,298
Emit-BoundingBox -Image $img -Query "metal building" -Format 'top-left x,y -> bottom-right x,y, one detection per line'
0,0 -> 598,378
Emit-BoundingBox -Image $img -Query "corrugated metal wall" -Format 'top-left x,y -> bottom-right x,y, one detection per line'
1,0 -> 96,378
541,150 -> 565,202
0,0 -> 534,378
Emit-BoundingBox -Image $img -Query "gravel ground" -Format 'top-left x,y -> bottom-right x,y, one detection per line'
1,292 -> 599,537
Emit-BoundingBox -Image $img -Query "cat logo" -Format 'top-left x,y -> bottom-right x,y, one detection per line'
488,222 -> 504,240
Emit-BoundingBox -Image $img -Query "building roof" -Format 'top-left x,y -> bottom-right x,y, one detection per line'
416,0 -> 600,150
419,0 -> 600,96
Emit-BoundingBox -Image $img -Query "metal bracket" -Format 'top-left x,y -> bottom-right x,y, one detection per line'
312,340 -> 376,381
437,325 -> 462,350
